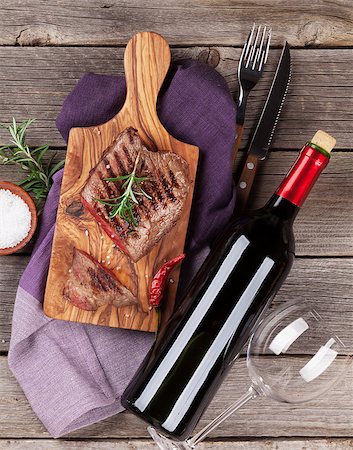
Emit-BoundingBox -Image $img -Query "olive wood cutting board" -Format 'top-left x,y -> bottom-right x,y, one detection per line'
44,31 -> 199,332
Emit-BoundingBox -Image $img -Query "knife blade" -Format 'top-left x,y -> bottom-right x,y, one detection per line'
235,41 -> 291,214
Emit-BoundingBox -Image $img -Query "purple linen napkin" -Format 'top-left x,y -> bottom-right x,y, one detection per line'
8,59 -> 236,438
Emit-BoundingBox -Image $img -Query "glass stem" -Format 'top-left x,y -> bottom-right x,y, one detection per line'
187,386 -> 258,447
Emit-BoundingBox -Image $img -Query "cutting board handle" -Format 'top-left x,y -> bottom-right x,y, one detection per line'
123,32 -> 171,129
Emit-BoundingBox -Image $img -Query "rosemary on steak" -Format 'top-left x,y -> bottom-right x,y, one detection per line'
0,118 -> 64,210
94,152 -> 151,227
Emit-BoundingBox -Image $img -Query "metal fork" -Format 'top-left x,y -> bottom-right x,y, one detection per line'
233,24 -> 272,165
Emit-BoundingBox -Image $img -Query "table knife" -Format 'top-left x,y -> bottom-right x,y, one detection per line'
234,41 -> 291,215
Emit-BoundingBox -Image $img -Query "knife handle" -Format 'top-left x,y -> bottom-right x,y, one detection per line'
235,153 -> 259,215
232,123 -> 244,172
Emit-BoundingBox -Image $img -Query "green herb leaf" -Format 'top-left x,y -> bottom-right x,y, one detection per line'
48,160 -> 65,178
0,118 -> 65,213
94,152 -> 151,227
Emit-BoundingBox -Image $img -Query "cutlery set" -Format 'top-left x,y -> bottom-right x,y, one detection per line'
234,24 -> 291,214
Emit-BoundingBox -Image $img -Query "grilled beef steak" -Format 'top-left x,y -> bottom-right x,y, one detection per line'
63,248 -> 137,311
81,127 -> 190,262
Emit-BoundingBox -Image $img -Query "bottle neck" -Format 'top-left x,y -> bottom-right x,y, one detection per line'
276,144 -> 329,207
265,143 -> 330,221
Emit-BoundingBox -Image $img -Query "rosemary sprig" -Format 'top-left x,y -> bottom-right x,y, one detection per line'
95,152 -> 151,227
0,118 -> 64,210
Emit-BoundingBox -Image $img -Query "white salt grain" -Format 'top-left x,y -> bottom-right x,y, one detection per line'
0,189 -> 31,249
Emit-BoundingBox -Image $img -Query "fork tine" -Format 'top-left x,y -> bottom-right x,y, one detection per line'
246,24 -> 261,68
258,27 -> 272,71
236,24 -> 272,125
264,28 -> 272,64
252,47 -> 260,70
244,23 -> 256,60
252,26 -> 266,70
258,50 -> 266,72
239,23 -> 255,68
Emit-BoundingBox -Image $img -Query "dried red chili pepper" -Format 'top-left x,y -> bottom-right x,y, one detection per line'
149,253 -> 186,307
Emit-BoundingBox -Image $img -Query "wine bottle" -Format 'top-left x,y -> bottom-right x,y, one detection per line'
121,131 -> 336,440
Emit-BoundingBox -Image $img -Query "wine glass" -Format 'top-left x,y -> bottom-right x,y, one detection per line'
147,301 -> 352,449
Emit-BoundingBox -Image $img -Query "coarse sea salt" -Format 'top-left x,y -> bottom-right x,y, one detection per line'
0,189 -> 31,249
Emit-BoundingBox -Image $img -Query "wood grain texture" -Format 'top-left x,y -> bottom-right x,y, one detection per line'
2,439 -> 353,449
1,355 -> 352,438
2,256 -> 353,353
0,5 -> 352,443
0,47 -> 352,148
0,1 -> 352,47
43,32 -> 199,331
0,256 -> 27,352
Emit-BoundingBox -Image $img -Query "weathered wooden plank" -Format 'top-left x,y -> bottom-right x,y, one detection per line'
1,151 -> 352,258
1,355 -> 352,438
2,438 -> 353,449
0,1 -> 352,47
1,257 -> 352,353
0,47 -> 352,148
249,151 -> 353,257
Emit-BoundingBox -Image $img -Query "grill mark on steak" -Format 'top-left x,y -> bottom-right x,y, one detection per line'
122,144 -> 134,167
135,159 -> 161,210
98,174 -> 132,237
169,168 -> 179,188
113,151 -> 127,174
146,175 -> 163,204
98,180 -> 118,210
81,127 -> 190,262
144,156 -> 168,206
64,248 -> 137,311
136,176 -> 159,210
102,204 -> 113,226
103,158 -> 119,181
88,266 -> 110,292
139,157 -> 146,172
133,185 -> 151,215
112,215 -> 127,236
99,178 -> 116,218
98,266 -> 117,291
102,157 -> 110,169
101,158 -> 127,201
160,173 -> 176,202
101,175 -> 120,201
92,181 -> 111,221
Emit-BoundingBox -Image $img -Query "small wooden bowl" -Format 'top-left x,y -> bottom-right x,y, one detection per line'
0,181 -> 38,255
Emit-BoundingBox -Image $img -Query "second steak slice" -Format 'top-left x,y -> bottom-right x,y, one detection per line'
81,127 -> 190,262
63,248 -> 137,311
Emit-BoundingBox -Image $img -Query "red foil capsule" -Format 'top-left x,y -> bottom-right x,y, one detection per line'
276,144 -> 329,208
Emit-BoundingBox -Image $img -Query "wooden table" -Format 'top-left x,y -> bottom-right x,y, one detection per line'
1,2 -> 353,449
